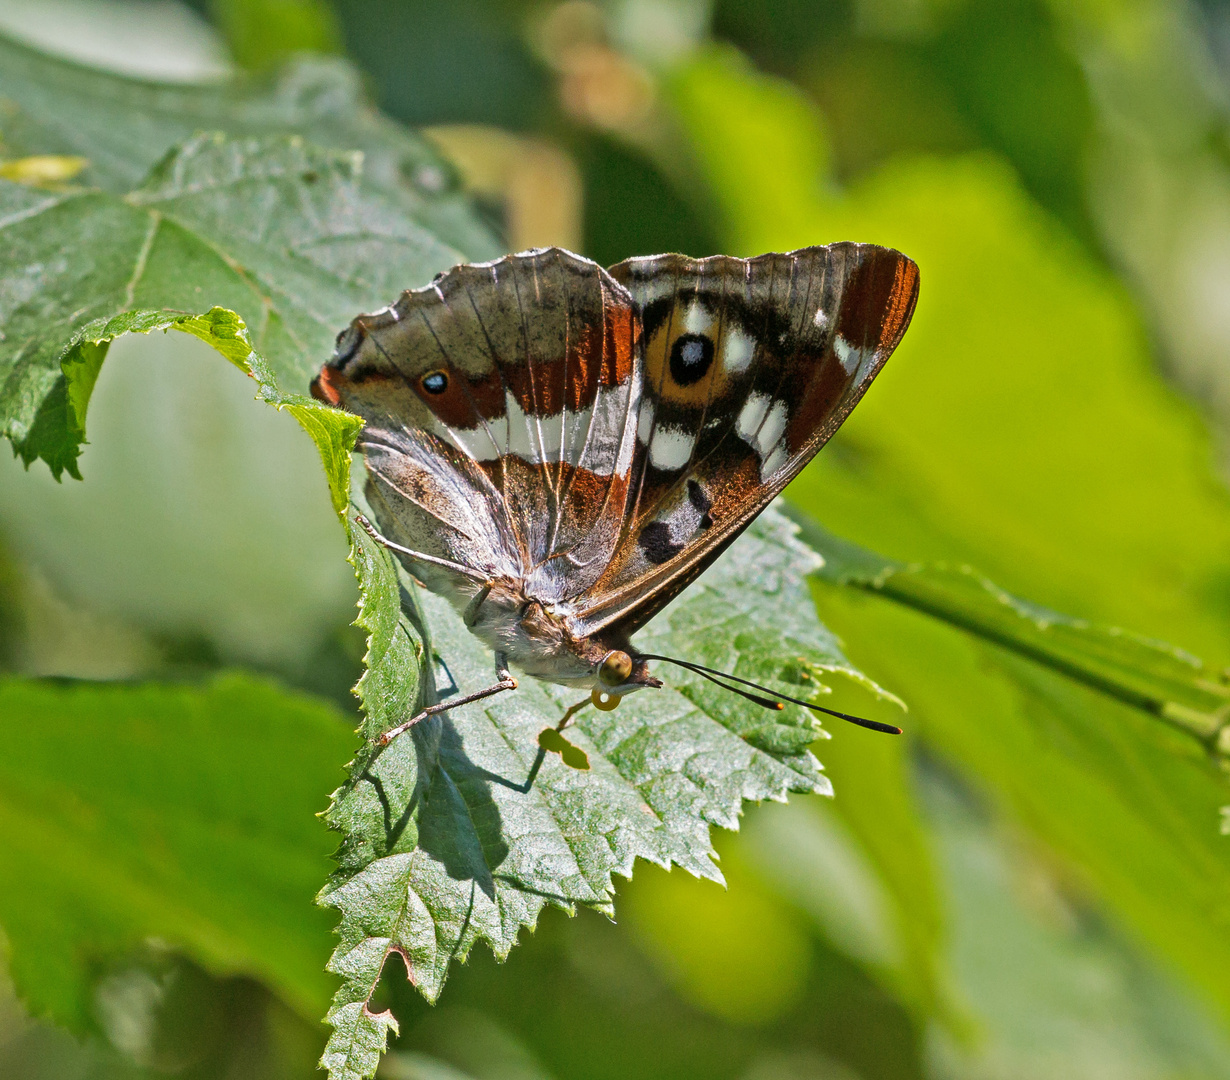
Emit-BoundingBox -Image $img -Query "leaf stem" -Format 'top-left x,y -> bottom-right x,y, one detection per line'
783,503 -> 1230,762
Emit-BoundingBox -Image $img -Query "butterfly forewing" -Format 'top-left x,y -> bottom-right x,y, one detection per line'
570,243 -> 918,637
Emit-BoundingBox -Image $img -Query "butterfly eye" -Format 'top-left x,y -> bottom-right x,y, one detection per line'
598,650 -> 633,687
420,370 -> 449,394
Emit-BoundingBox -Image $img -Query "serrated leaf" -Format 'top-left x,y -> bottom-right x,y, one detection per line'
0,674 -> 352,1031
0,131 -> 496,477
316,506 -> 879,1080
0,92 -> 493,1079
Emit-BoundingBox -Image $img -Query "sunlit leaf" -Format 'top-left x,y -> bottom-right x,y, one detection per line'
317,504 -> 880,1079
0,132 -> 476,478
0,44 -> 897,1080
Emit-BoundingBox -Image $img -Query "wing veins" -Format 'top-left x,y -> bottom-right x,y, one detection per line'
462,270 -> 533,570
621,262 -> 678,548
511,260 -> 562,554
413,303 -> 507,472
548,254 -> 574,556
574,252 -> 837,633
368,298 -> 521,571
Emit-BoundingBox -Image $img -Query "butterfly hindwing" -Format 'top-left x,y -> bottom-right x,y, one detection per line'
311,248 -> 642,609
570,243 -> 919,636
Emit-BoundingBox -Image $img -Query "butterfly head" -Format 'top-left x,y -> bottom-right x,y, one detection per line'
597,649 -> 633,687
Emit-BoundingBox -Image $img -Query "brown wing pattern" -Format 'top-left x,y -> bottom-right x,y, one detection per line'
569,243 -> 919,637
311,244 -> 917,640
311,248 -> 643,606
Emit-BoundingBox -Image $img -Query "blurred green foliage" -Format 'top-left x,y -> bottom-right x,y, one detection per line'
4,1 -> 1230,1079
664,32 -> 1230,1020
0,675 -> 346,1025
210,0 -> 342,70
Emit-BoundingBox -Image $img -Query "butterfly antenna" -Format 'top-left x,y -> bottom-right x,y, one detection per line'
637,653 -> 903,735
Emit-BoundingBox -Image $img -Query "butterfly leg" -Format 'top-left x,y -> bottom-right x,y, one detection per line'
555,697 -> 590,732
463,584 -> 492,627
376,653 -> 518,747
354,512 -> 489,582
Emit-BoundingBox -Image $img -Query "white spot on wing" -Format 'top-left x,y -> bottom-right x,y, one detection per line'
684,301 -> 714,337
637,399 -> 656,443
723,326 -> 755,374
563,401 -> 593,464
761,444 -> 789,480
757,401 -> 788,456
834,334 -> 875,376
447,423 -> 501,462
484,412 -> 509,457
736,393 -> 770,444
615,375 -> 642,475
812,307 -> 828,329
538,410 -> 564,463
574,380 -> 639,476
649,426 -> 696,470
736,391 -> 789,472
505,391 -> 537,460
437,370 -> 643,475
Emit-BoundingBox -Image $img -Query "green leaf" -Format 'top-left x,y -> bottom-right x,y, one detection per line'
0,65 -> 895,1080
0,673 -> 352,1030
792,510 -> 1230,757
0,131 -> 489,478
0,71 -> 496,1078
788,508 -> 1230,1028
0,29 -> 483,254
316,504 -> 884,1080
666,44 -> 1230,1026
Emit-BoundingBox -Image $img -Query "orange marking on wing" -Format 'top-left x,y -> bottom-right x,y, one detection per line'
601,296 -> 637,386
566,320 -> 603,412
310,368 -> 343,406
878,255 -> 920,352
468,368 -> 506,419
504,358 -> 565,416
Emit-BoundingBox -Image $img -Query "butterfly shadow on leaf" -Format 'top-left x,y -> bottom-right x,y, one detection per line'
355,707 -> 524,898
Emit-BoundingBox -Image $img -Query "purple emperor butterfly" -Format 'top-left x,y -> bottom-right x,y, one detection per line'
312,244 -> 919,745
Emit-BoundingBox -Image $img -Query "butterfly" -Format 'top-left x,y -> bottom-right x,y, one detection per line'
311,244 -> 919,747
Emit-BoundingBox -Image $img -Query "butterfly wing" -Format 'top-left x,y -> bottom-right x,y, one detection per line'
568,243 -> 919,638
311,248 -> 642,609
